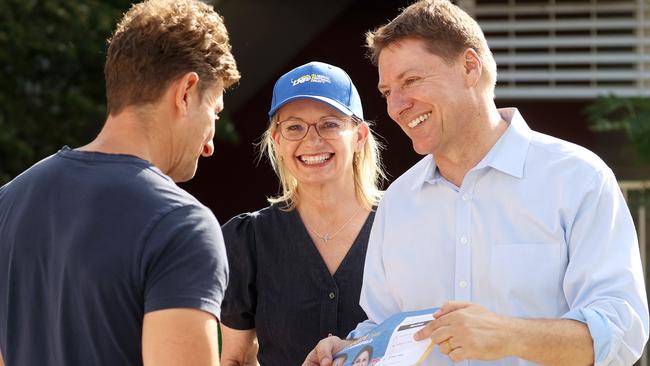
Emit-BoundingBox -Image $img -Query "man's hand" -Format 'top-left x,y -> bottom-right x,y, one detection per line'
413,301 -> 593,366
414,302 -> 513,363
302,336 -> 353,366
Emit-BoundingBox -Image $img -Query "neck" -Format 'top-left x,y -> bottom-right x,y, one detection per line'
296,173 -> 363,218
79,107 -> 173,173
435,101 -> 507,186
296,174 -> 367,246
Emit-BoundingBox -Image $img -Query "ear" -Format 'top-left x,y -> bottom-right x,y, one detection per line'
271,128 -> 286,162
354,121 -> 370,152
272,128 -> 281,145
173,72 -> 201,116
461,48 -> 482,87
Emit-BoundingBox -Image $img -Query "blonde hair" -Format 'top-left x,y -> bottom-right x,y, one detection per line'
105,0 -> 240,115
260,115 -> 385,211
366,0 -> 496,96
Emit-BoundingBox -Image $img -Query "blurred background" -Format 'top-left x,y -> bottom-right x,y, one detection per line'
1,0 -> 649,360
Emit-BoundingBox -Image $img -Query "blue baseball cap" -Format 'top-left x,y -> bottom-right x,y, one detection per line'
268,61 -> 363,120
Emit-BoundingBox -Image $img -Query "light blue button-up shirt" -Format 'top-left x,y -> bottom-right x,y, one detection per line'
352,108 -> 648,365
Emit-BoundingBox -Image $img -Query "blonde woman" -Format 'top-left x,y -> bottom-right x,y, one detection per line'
220,62 -> 384,366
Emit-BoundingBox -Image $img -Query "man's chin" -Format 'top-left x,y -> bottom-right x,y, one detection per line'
412,142 -> 432,156
169,167 -> 197,183
173,175 -> 194,183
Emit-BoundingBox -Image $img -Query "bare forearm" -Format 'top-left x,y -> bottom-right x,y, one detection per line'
221,347 -> 258,366
220,326 -> 258,366
508,318 -> 593,366
221,360 -> 258,366
221,344 -> 258,366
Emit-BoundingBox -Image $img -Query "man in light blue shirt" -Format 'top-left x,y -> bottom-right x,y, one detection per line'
303,1 -> 648,366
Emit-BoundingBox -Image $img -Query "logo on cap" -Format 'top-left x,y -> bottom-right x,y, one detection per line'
291,73 -> 331,86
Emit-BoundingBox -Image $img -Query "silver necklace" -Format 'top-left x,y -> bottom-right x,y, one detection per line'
308,208 -> 361,243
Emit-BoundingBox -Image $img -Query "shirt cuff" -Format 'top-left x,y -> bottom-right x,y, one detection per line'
563,307 -> 611,364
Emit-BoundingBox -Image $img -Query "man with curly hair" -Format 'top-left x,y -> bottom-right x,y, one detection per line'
0,0 -> 239,365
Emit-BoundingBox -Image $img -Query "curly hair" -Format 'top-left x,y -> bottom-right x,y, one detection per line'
104,0 -> 240,115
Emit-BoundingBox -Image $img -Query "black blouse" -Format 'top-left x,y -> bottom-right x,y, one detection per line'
221,205 -> 374,366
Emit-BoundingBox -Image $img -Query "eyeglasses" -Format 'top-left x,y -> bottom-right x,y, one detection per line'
276,116 -> 355,141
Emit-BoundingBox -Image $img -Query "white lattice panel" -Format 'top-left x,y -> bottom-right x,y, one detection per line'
458,0 -> 650,99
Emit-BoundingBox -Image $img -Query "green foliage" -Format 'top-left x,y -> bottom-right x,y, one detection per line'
0,0 -> 130,184
585,96 -> 650,164
0,0 -> 238,185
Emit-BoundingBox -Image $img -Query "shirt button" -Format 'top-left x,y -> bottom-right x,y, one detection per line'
462,193 -> 471,201
459,236 -> 468,244
459,281 -> 468,288
329,292 -> 336,299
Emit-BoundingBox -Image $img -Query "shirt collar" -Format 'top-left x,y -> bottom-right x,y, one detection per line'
412,107 -> 532,190
409,155 -> 435,190
478,107 -> 532,179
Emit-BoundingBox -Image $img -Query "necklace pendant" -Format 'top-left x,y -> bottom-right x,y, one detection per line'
309,207 -> 361,244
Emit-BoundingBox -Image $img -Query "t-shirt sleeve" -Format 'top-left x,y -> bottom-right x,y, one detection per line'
219,213 -> 258,330
142,204 -> 228,320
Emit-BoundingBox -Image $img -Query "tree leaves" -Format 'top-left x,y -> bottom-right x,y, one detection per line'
585,96 -> 650,164
0,0 -> 130,184
0,0 -> 238,185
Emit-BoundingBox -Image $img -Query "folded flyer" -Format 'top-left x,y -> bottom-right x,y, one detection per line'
332,307 -> 439,366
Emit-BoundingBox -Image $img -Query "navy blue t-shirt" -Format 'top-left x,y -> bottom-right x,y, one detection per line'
0,147 -> 228,365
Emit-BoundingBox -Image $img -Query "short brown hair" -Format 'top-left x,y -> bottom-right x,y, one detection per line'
366,0 -> 496,93
105,0 -> 240,115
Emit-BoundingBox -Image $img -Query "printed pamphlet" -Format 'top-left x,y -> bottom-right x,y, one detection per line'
332,307 -> 439,366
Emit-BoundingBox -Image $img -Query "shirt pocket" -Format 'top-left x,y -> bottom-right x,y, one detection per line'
489,243 -> 566,317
